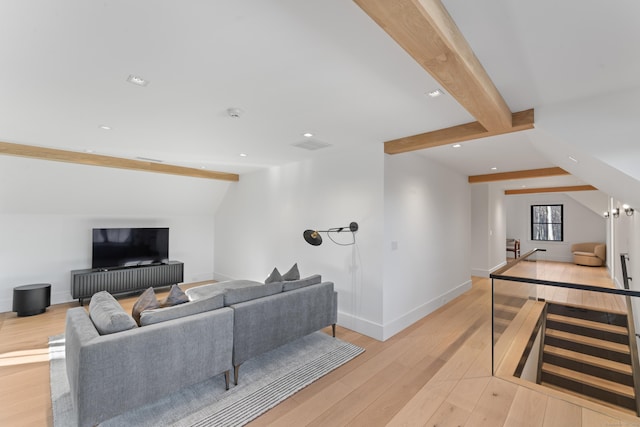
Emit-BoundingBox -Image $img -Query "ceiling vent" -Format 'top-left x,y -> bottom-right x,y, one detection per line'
292,139 -> 332,151
227,108 -> 243,118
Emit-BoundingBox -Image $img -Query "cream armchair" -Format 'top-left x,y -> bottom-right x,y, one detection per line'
571,242 -> 606,267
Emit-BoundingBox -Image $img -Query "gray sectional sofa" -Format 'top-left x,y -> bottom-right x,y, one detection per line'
187,274 -> 337,384
64,274 -> 337,427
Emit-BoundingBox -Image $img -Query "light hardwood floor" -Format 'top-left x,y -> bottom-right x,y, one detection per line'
1,266 -> 639,426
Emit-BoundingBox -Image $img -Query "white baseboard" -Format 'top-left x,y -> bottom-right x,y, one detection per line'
52,290 -> 73,306
189,272 -> 215,283
380,279 -> 473,341
0,297 -> 11,314
473,261 -> 507,278
337,311 -> 384,341
213,272 -> 236,282
614,276 -> 625,290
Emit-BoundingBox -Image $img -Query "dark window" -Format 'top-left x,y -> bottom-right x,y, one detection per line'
531,204 -> 563,241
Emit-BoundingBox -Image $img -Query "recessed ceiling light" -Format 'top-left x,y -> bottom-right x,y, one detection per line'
452,144 -> 461,148
302,132 -> 313,138
200,166 -> 206,169
127,74 -> 149,87
569,156 -> 578,163
491,167 -> 498,171
521,185 -> 527,188
427,89 -> 444,98
239,153 -> 248,157
99,125 -> 111,130
85,149 -> 94,153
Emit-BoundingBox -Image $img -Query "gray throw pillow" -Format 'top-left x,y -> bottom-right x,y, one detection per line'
161,284 -> 189,307
282,263 -> 300,281
265,268 -> 283,284
132,287 -> 160,326
89,291 -> 138,335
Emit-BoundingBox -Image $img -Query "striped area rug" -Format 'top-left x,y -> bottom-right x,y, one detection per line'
187,343 -> 364,427
50,331 -> 364,427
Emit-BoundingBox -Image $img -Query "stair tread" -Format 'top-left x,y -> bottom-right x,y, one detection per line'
546,328 -> 630,354
540,381 -> 638,416
542,363 -> 635,398
544,345 -> 632,375
547,302 -> 628,319
493,317 -> 510,325
494,304 -> 521,315
547,313 -> 628,335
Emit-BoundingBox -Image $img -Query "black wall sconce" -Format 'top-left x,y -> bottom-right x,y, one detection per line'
623,204 -> 635,216
612,207 -> 620,218
303,222 -> 359,246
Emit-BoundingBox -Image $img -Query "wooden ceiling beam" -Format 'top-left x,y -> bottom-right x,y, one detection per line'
385,109 -> 534,154
0,141 -> 240,182
468,167 -> 569,184
505,185 -> 598,195
354,0 -> 513,132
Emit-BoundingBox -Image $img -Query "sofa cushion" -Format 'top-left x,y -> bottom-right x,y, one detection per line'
161,284 -> 189,307
282,274 -> 322,292
573,251 -> 597,258
89,291 -> 138,335
224,282 -> 283,306
265,268 -> 283,284
140,294 -> 225,326
185,280 -> 264,301
282,263 -> 301,281
132,287 -> 160,325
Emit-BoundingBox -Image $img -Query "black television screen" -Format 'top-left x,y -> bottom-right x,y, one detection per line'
92,228 -> 169,269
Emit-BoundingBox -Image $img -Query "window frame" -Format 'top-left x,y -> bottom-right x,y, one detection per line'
530,204 -> 564,242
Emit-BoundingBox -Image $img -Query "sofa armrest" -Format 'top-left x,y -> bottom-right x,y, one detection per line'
594,244 -> 606,261
66,307 -> 233,427
65,307 -> 100,411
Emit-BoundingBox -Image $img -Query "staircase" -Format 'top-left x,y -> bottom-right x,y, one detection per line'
540,302 -> 638,414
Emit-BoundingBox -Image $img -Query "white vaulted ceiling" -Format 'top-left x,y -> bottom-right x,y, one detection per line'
0,0 -> 639,193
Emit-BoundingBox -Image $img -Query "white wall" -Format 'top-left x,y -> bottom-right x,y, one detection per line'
611,197 -> 634,288
470,183 -> 506,276
214,145 -> 385,339
609,200 -> 640,343
0,156 -> 231,311
505,193 -> 606,263
383,153 -> 471,339
489,184 -> 507,270
471,184 -> 489,276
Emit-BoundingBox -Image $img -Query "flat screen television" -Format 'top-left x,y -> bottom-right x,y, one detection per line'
92,227 -> 169,269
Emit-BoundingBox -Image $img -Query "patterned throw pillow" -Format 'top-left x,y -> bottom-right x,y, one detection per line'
132,287 -> 160,326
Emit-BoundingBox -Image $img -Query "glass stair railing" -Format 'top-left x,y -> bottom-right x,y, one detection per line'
491,249 -> 640,417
